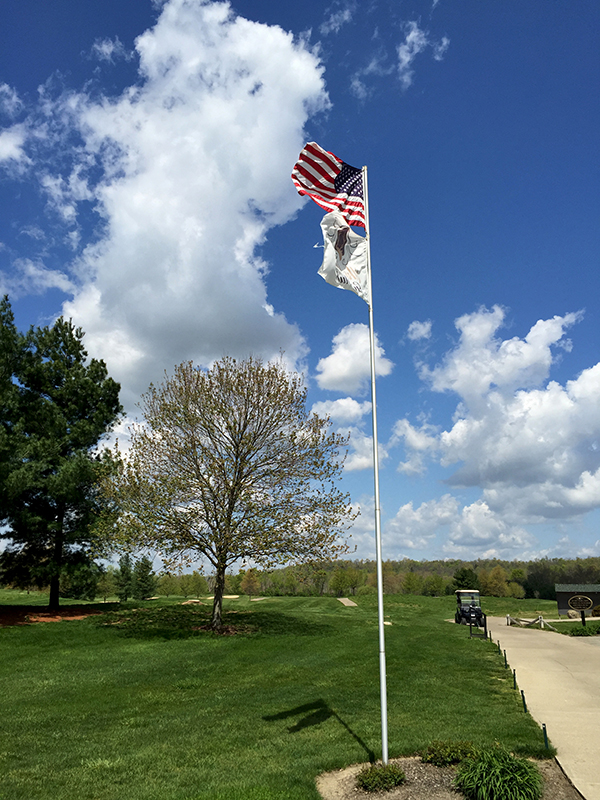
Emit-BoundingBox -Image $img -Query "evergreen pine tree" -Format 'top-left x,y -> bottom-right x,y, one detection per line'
0,297 -> 122,609
131,555 -> 157,600
116,553 -> 133,601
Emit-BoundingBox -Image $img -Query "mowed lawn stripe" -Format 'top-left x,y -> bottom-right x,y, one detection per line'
0,595 -> 549,800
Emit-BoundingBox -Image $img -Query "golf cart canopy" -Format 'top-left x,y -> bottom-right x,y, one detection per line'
455,590 -> 481,607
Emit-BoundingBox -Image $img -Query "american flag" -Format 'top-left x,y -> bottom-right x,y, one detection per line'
291,142 -> 365,229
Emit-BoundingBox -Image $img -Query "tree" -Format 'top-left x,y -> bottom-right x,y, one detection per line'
311,567 -> 328,596
329,568 -> 351,597
402,571 -> 423,595
524,558 -> 561,599
282,568 -> 299,596
509,568 -> 526,586
0,297 -> 122,609
60,560 -> 101,600
157,572 -> 180,597
479,566 -> 508,597
96,567 -> 118,602
115,553 -> 133,601
179,572 -> 194,598
452,567 -> 480,591
224,572 -> 241,594
189,570 -> 208,598
131,555 -> 157,600
104,357 -> 353,630
337,564 -> 363,596
423,573 -> 446,597
240,568 -> 260,599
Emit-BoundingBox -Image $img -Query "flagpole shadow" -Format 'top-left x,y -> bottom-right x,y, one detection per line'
263,699 -> 375,762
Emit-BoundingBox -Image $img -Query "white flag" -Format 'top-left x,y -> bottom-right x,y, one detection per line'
318,211 -> 370,304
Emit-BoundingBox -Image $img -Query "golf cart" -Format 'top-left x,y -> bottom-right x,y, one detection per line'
455,589 -> 485,627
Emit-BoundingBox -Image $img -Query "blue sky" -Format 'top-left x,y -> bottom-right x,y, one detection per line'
1,0 -> 599,563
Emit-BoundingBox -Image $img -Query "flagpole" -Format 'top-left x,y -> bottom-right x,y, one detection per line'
363,165 -> 389,765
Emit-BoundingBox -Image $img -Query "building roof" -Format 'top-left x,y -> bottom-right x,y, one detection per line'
555,584 -> 600,592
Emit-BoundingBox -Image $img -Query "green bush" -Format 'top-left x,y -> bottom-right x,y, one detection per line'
568,622 -> 600,636
356,584 -> 376,596
356,763 -> 406,792
454,746 -> 543,800
421,739 -> 477,766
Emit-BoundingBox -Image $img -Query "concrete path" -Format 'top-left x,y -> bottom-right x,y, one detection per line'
487,618 -> 600,800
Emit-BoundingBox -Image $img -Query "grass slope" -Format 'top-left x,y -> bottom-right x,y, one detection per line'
0,594 -> 551,800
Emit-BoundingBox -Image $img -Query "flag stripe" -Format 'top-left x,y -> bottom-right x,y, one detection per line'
303,142 -> 342,174
291,141 -> 365,229
292,164 -> 339,198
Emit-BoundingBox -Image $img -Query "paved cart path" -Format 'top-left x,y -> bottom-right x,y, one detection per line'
487,618 -> 600,800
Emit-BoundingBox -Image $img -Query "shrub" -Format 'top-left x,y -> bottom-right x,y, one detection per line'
592,604 -> 600,617
356,585 -> 376,596
454,746 -> 543,800
421,740 -> 477,766
507,581 -> 526,599
568,622 -> 600,636
356,763 -> 406,792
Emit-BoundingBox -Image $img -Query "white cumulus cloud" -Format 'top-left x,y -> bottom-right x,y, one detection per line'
316,323 -> 393,394
343,427 -> 388,472
311,397 -> 371,423
421,305 -> 583,412
385,494 -> 459,551
11,0 -> 330,409
407,319 -> 432,341
0,124 -> 29,166
0,258 -> 75,298
392,418 -> 439,475
310,397 -> 385,472
444,501 -> 535,558
385,494 -> 536,559
398,307 -> 600,538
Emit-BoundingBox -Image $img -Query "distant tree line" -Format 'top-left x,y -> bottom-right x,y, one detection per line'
1,553 -> 211,604
4,553 -> 599,604
219,556 -> 600,601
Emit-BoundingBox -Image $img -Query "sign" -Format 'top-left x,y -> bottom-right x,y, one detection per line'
568,595 -> 593,611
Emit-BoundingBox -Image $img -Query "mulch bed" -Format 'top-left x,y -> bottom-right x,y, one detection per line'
0,606 -> 103,626
316,757 -> 584,800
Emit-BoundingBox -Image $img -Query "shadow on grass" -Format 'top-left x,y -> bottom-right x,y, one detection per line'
263,699 -> 376,762
92,605 -> 333,640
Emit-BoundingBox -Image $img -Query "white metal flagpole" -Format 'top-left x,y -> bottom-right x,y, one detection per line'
362,164 -> 389,765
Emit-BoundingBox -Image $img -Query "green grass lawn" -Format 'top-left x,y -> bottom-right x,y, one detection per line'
476,596 -> 557,619
0,587 -> 107,606
0,594 -> 552,800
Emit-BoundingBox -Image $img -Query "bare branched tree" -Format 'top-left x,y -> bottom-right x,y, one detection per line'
105,357 -> 354,629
